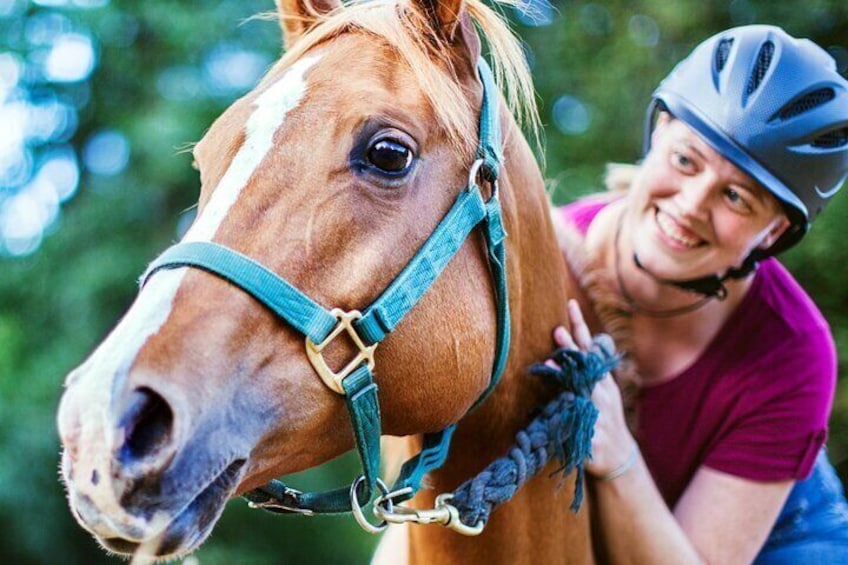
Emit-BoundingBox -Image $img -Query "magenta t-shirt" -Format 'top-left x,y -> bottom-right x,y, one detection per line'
560,199 -> 836,506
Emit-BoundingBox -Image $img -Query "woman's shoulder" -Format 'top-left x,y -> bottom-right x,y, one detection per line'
675,259 -> 837,410
556,193 -> 618,235
750,259 -> 832,340
721,259 -> 836,397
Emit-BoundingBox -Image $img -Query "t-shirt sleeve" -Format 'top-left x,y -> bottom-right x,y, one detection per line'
702,327 -> 836,481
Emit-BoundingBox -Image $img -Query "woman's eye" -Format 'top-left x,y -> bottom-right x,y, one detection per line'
724,188 -> 753,212
366,139 -> 413,174
671,151 -> 693,171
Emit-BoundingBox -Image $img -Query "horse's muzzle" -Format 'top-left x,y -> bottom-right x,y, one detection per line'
58,372 -> 249,558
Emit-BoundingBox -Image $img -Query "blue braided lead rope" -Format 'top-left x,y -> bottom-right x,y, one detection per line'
450,335 -> 618,526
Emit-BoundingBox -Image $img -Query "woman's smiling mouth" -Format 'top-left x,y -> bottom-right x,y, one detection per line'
654,208 -> 705,249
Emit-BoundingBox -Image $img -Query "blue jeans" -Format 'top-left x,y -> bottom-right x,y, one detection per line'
754,449 -> 848,564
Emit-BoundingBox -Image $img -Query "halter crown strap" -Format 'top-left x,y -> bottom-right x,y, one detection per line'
475,59 -> 502,182
141,58 -> 507,519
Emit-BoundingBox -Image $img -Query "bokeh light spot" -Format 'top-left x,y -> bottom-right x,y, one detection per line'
27,96 -> 78,143
579,3 -> 612,36
44,33 -> 96,83
97,12 -> 138,47
0,0 -> 25,18
25,10 -> 72,46
0,145 -> 32,190
0,52 -> 22,99
157,65 -> 203,101
552,95 -> 591,135
0,99 -> 28,156
0,192 -> 46,257
38,147 -> 79,202
72,0 -> 109,8
203,45 -> 270,96
628,15 -> 659,48
83,129 -> 130,176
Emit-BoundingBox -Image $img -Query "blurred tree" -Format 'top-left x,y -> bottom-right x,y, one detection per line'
0,0 -> 845,562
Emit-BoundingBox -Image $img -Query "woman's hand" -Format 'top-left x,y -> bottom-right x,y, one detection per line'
554,299 -> 637,479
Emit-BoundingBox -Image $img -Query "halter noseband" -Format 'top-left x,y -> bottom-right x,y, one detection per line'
142,59 -> 509,532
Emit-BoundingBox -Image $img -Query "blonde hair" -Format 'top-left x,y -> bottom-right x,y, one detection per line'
603,162 -> 640,193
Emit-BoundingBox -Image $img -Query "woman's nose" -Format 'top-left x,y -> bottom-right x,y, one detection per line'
676,174 -> 717,217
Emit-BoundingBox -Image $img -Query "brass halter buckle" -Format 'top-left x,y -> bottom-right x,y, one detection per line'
305,308 -> 377,395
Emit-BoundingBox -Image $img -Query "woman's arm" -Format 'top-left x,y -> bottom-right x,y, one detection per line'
676,468 -> 792,563
559,300 -> 794,564
589,452 -> 792,564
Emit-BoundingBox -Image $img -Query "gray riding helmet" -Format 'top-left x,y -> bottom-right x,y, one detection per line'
644,25 -> 848,255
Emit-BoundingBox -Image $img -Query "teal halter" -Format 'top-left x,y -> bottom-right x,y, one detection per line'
142,59 -> 509,530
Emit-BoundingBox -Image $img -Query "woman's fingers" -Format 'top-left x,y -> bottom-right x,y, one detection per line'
585,374 -> 633,477
552,303 -> 631,477
554,325 -> 578,349
551,302 -> 631,478
555,301 -> 596,352
568,299 -> 593,350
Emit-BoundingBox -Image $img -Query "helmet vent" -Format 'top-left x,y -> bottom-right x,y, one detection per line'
714,38 -> 734,73
746,40 -> 775,95
774,88 -> 836,121
813,128 -> 848,149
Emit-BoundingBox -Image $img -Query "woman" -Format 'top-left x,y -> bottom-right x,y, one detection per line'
553,25 -> 848,563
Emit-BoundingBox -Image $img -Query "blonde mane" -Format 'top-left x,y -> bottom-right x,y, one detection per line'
267,0 -> 540,154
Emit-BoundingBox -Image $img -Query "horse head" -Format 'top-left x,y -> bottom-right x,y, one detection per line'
57,0 -> 556,558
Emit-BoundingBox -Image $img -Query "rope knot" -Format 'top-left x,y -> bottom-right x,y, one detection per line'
451,334 -> 620,526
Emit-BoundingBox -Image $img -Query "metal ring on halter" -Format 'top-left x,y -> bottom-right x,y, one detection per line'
468,158 -> 500,199
468,158 -> 485,188
373,485 -> 414,510
350,476 -> 391,534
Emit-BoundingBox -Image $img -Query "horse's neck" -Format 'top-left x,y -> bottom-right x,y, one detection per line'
406,125 -> 594,564
464,126 -> 577,444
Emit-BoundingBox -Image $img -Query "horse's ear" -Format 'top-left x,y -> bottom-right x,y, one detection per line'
275,0 -> 340,49
413,0 -> 463,40
455,10 -> 481,65
413,0 -> 481,65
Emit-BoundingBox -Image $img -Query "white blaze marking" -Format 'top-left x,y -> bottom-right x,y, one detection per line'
65,54 -> 321,446
183,55 -> 319,243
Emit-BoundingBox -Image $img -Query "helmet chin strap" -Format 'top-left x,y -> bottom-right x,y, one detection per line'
632,253 -> 729,300
632,249 -> 762,301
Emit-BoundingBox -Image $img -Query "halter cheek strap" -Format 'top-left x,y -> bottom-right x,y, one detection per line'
141,59 -> 508,521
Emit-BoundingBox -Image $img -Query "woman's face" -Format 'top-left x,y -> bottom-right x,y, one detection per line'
625,116 -> 791,281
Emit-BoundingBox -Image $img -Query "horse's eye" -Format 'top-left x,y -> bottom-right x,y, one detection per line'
367,139 -> 413,174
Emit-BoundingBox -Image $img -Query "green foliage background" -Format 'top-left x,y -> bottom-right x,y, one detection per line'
0,0 -> 846,562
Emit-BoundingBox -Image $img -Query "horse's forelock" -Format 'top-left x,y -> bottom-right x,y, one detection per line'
260,0 -> 540,157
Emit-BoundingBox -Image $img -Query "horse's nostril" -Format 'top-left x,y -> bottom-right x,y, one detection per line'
118,387 -> 174,464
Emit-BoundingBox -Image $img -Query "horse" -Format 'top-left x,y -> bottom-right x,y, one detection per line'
56,0 -> 593,562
